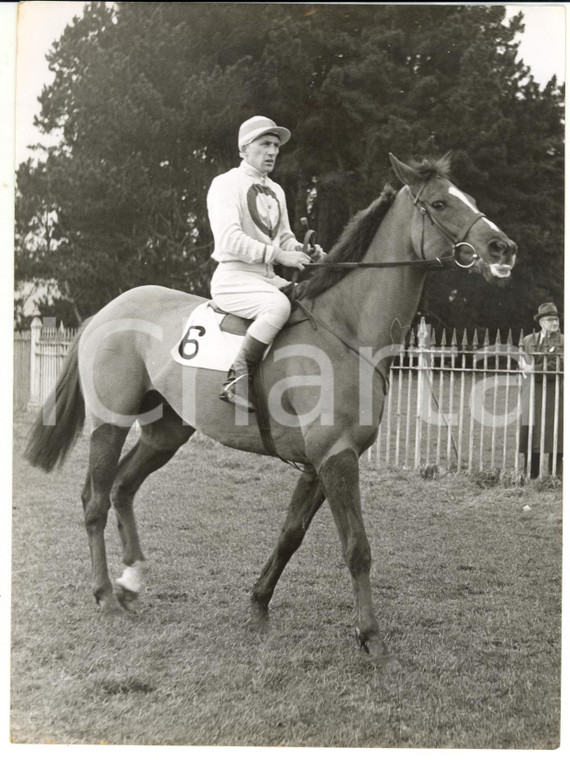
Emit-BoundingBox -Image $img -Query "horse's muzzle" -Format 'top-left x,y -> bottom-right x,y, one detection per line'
486,237 -> 517,279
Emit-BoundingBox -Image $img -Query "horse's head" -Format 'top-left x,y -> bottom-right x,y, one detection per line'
389,153 -> 517,284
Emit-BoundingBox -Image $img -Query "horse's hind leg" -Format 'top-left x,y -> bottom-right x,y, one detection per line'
111,401 -> 195,610
250,466 -> 325,629
82,423 -> 129,612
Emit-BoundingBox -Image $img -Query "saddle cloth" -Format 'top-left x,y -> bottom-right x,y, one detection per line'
171,293 -> 308,372
171,302 -> 248,371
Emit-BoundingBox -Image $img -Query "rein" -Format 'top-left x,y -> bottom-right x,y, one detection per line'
302,183 -> 486,272
304,257 -> 452,270
289,181 -> 487,372
257,182 -> 487,468
293,182 -> 487,367
292,298 -> 388,389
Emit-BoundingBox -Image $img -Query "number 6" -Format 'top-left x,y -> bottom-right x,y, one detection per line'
179,325 -> 206,360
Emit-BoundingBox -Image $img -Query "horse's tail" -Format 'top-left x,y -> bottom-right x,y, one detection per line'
24,321 -> 90,472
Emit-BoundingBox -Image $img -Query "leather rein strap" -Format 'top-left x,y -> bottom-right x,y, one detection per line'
303,183 -> 486,271
252,185 -> 486,466
305,258 -> 451,269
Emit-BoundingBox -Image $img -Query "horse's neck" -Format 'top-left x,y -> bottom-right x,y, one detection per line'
315,196 -> 425,349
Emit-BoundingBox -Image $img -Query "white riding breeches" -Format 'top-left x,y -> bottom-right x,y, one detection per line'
210,261 -> 292,344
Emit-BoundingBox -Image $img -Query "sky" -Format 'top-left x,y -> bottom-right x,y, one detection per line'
504,4 -> 567,83
15,0 -> 88,163
11,2 -> 568,166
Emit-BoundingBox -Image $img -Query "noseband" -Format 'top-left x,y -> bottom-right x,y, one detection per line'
408,183 -> 486,268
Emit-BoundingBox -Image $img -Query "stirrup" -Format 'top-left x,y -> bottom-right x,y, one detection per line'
219,373 -> 255,413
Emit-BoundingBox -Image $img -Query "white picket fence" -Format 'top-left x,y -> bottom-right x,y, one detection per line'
15,317 -> 563,477
367,320 -> 563,477
14,330 -> 32,411
16,317 -> 78,412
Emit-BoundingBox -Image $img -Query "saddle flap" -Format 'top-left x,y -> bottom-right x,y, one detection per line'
209,297 -> 309,335
208,301 -> 251,336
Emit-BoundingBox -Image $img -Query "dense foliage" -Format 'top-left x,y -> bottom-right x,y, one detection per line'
15,3 -> 564,332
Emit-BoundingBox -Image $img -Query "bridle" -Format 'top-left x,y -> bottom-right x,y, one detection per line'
292,180 -> 488,379
407,183 -> 485,269
305,181 -> 486,272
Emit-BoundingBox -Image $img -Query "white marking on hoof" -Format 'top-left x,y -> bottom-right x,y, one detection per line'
116,560 -> 144,593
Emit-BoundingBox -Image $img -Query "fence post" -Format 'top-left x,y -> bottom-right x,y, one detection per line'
414,317 -> 429,468
27,315 -> 43,412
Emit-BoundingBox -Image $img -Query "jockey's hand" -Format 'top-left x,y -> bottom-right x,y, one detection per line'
312,244 -> 327,262
275,249 -> 312,270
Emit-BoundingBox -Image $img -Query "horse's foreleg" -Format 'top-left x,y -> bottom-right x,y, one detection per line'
82,424 -> 129,612
320,448 -> 391,661
111,409 -> 195,611
250,467 -> 325,629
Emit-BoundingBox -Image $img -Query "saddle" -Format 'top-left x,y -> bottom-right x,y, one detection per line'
210,307 -> 251,336
209,282 -> 310,336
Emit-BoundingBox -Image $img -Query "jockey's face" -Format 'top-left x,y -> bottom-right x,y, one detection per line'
242,133 -> 280,175
539,316 -> 560,335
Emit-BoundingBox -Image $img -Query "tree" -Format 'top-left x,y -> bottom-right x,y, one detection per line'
16,3 -> 563,334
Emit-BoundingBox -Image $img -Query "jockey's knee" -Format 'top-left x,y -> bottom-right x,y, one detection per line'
249,295 -> 291,344
261,292 -> 292,329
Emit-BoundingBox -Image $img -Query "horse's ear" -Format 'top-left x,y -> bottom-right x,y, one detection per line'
389,153 -> 421,188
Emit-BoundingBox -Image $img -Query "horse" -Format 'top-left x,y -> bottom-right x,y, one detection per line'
25,153 -> 517,662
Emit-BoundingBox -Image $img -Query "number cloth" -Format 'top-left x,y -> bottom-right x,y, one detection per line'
171,302 -> 244,371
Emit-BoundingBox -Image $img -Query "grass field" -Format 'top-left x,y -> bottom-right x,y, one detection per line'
10,412 -> 561,748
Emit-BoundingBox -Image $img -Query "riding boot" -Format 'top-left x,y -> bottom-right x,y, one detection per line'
220,333 -> 268,413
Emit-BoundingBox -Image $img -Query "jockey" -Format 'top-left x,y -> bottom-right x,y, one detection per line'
207,115 -> 326,413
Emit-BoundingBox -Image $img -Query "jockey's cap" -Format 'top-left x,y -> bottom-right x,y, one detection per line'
238,116 -> 291,151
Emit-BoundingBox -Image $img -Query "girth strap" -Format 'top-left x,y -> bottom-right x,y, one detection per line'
251,365 -> 306,471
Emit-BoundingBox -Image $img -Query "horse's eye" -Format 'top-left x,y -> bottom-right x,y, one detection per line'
431,200 -> 446,210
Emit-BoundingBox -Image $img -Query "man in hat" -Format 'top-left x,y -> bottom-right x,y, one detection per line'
207,115 -> 325,412
519,302 -> 564,477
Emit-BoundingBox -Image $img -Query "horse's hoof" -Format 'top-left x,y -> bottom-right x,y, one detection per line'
249,603 -> 270,634
96,593 -> 124,614
370,647 -> 400,670
115,585 -> 140,613
356,629 -> 399,668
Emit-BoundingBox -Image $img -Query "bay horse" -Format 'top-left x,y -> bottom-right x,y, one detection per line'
25,154 -> 517,661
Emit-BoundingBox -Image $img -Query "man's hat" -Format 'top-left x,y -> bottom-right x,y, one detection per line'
238,116 -> 291,151
534,302 -> 560,322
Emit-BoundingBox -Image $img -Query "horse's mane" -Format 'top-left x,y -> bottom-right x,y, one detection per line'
302,184 -> 397,300
302,156 -> 452,300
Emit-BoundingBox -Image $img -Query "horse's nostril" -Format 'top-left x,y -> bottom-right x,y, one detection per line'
488,239 -> 508,260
